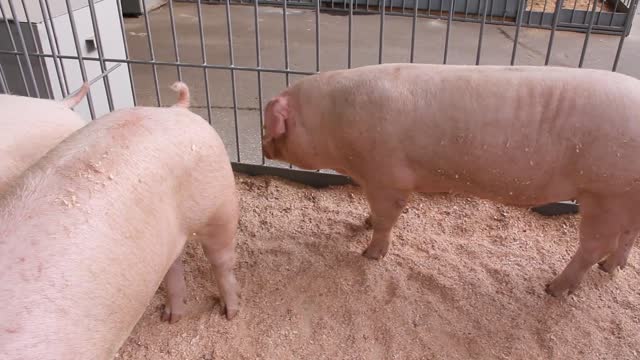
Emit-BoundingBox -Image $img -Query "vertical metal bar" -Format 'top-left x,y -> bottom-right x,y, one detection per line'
476,0 -> 488,65
114,0 -> 137,106
140,0 -> 162,106
87,0 -> 114,111
390,0 -> 394,12
316,0 -> 320,71
225,0 -> 241,162
366,0 -> 370,12
0,64 -> 8,93
609,0 -> 621,26
6,0 -> 40,98
427,0 -> 431,16
254,0 -> 266,164
544,0 -> 564,65
196,0 -> 213,123
443,0 -> 455,64
20,0 -> 51,99
609,0 -> 620,26
402,0 -> 407,13
584,0 -> 597,22
582,0 -> 592,22
570,0 -> 578,23
45,0 -> 71,97
348,0 -> 353,67
501,0 -> 508,23
540,0 -> 549,25
63,0 -> 96,119
410,0 -> 419,62
0,1 -> 32,96
578,0 -> 598,67
464,0 -> 471,19
283,0 -> 293,168
283,0 -> 290,86
168,0 -> 183,81
488,0 -> 493,23
613,0 -> 637,71
526,0 -> 534,25
38,0 -> 68,96
596,0 -> 604,24
510,0 -> 525,65
378,0 -> 385,64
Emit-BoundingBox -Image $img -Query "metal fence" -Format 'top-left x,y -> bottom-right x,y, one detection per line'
0,0 -> 638,189
191,0 -> 637,35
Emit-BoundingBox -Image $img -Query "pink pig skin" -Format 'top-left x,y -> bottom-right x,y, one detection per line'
0,83 -> 90,194
261,63 -> 640,297
0,82 -> 239,360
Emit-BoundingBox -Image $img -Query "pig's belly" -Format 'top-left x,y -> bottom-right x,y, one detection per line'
412,166 -> 579,207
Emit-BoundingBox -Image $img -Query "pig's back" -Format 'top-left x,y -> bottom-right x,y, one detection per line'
0,95 -> 86,191
43,105 -> 230,189
311,64 -> 640,203
0,95 -> 86,153
26,105 -> 234,233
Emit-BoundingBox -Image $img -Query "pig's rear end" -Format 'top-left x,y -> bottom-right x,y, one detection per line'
0,92 -> 238,359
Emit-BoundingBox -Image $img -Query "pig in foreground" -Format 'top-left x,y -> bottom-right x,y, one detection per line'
0,84 -> 90,193
261,63 -> 640,297
0,82 -> 239,360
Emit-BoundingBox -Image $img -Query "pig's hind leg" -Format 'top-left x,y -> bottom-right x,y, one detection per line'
598,228 -> 638,273
362,187 -> 410,259
545,195 -> 623,297
199,213 -> 240,320
162,255 -> 187,324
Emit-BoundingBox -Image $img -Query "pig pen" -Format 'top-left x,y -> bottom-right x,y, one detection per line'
116,173 -> 640,359
2,0 -> 640,358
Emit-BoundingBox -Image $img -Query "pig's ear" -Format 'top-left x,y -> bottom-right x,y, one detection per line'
265,96 -> 289,139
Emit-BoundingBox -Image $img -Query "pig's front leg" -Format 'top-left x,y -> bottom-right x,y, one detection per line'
162,256 -> 187,324
362,187 -> 409,259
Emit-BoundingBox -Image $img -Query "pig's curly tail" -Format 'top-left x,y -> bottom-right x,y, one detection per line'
170,81 -> 190,108
61,82 -> 90,109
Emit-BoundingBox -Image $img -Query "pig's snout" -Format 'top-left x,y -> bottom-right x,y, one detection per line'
262,135 -> 282,161
262,139 -> 274,160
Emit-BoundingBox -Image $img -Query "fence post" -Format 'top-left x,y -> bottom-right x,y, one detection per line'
624,0 -> 638,37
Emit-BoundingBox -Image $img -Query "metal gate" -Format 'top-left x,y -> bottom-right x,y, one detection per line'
191,0 -> 637,35
0,0 -> 638,193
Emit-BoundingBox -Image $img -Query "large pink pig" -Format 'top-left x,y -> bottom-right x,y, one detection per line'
0,82 -> 239,360
0,84 -> 90,193
261,63 -> 640,297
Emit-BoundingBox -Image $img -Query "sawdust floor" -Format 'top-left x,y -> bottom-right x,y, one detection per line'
117,174 -> 640,360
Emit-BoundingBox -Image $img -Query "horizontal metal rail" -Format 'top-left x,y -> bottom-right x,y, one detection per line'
62,63 -> 122,102
0,50 -> 318,76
